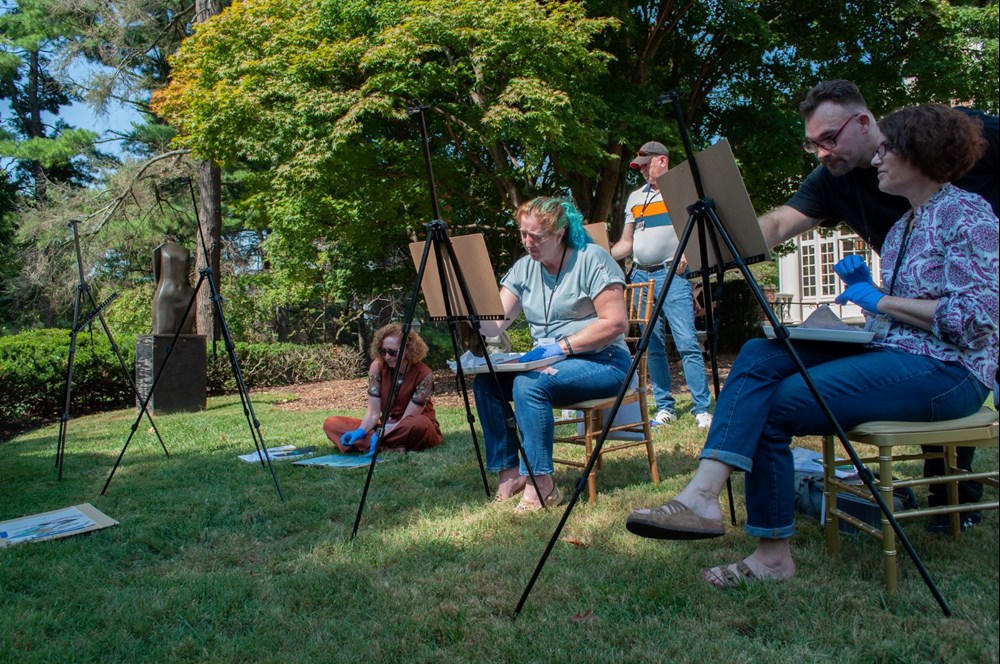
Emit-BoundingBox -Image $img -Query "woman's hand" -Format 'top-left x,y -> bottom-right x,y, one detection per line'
340,427 -> 367,447
834,255 -> 874,286
834,282 -> 885,314
519,343 -> 565,363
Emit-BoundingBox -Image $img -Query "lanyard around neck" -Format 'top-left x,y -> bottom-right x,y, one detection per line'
542,243 -> 568,338
886,210 -> 915,297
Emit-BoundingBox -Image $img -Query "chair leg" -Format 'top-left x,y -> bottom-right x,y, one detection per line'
585,410 -> 598,505
878,448 -> 898,594
644,421 -> 659,486
822,435 -> 841,557
945,445 -> 961,537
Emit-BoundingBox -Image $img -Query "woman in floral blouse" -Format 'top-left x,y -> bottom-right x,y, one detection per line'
625,103 -> 998,589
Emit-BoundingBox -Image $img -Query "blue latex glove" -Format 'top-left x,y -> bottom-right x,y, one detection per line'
518,342 -> 565,364
834,255 -> 873,286
835,282 -> 885,314
362,432 -> 379,456
340,427 -> 366,448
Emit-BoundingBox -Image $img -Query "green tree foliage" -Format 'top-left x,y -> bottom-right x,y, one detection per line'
154,1 -> 997,304
153,0 -> 619,325
3,0 -> 996,345
0,0 -> 100,200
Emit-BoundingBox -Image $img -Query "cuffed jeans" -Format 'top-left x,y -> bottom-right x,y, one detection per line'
474,345 -> 632,476
633,267 -> 712,415
699,339 -> 988,540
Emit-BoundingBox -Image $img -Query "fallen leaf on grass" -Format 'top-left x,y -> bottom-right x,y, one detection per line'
560,536 -> 588,547
571,609 -> 600,623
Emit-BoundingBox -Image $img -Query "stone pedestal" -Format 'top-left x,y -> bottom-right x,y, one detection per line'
136,335 -> 207,414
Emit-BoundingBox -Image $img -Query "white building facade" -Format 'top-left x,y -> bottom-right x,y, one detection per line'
776,226 -> 881,325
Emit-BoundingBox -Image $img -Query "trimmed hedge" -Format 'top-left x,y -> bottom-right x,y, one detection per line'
0,328 -> 136,421
205,341 -> 364,393
0,329 -> 365,422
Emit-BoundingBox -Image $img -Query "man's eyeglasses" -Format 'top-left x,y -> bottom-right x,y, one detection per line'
380,347 -> 399,358
802,112 -> 861,154
874,142 -> 894,159
636,150 -> 667,158
519,229 -> 552,244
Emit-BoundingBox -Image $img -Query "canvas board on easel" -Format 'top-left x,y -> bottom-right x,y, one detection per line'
409,233 -> 505,321
584,223 -> 611,253
656,139 -> 771,272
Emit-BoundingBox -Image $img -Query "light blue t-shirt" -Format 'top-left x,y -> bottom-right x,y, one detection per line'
501,243 -> 627,352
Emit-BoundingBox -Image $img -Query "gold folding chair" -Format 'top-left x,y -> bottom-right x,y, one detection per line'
822,407 -> 999,592
552,280 -> 659,503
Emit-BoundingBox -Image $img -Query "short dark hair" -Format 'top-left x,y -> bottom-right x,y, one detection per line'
878,104 -> 986,183
799,80 -> 868,119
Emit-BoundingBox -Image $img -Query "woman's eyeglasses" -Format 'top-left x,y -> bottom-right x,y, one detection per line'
380,347 -> 400,358
519,229 -> 552,244
874,142 -> 894,159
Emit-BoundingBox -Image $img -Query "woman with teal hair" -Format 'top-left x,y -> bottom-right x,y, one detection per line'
473,196 -> 631,512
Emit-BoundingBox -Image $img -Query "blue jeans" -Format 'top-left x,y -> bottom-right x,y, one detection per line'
474,346 -> 632,476
632,267 -> 712,415
700,339 -> 988,540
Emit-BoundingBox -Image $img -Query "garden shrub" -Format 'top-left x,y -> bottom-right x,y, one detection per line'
0,329 -> 365,422
206,341 -> 364,392
0,328 -> 137,421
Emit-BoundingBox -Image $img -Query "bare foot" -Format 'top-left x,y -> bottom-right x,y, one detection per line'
516,475 -> 555,510
494,468 -> 527,502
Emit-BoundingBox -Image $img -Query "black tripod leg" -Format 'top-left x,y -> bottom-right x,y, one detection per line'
205,267 -> 284,501
56,286 -> 84,480
692,266 -> 737,526
102,273 -> 206,495
90,302 -> 169,458
446,320 -> 490,496
350,227 -> 440,539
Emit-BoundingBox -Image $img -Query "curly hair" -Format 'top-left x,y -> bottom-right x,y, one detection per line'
878,104 -> 986,183
370,323 -> 428,364
799,79 -> 868,119
514,196 -> 591,249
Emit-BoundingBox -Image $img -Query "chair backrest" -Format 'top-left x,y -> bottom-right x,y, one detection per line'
623,280 -> 655,387
625,280 -> 655,329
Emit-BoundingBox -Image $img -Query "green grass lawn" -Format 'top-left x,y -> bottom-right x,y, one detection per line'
1,393 -> 997,663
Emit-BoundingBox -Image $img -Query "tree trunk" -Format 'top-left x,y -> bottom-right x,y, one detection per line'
195,160 -> 221,340
194,0 -> 224,340
27,50 -> 47,203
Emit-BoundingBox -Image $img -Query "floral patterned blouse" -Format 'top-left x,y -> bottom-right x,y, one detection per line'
871,183 -> 999,387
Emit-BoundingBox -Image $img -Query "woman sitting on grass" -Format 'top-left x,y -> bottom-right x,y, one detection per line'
625,103 -> 998,588
322,323 -> 442,453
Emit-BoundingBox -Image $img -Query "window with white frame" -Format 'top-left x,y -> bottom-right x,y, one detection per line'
839,235 -> 877,285
798,228 -> 874,299
801,232 -> 817,297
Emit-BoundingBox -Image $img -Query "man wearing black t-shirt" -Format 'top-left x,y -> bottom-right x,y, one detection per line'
759,80 -> 999,531
761,80 -> 998,250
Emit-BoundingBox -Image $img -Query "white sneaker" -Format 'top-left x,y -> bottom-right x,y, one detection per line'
652,409 -> 677,426
695,412 -> 713,430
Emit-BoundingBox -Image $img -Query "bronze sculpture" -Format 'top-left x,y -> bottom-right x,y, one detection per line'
151,242 -> 196,335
